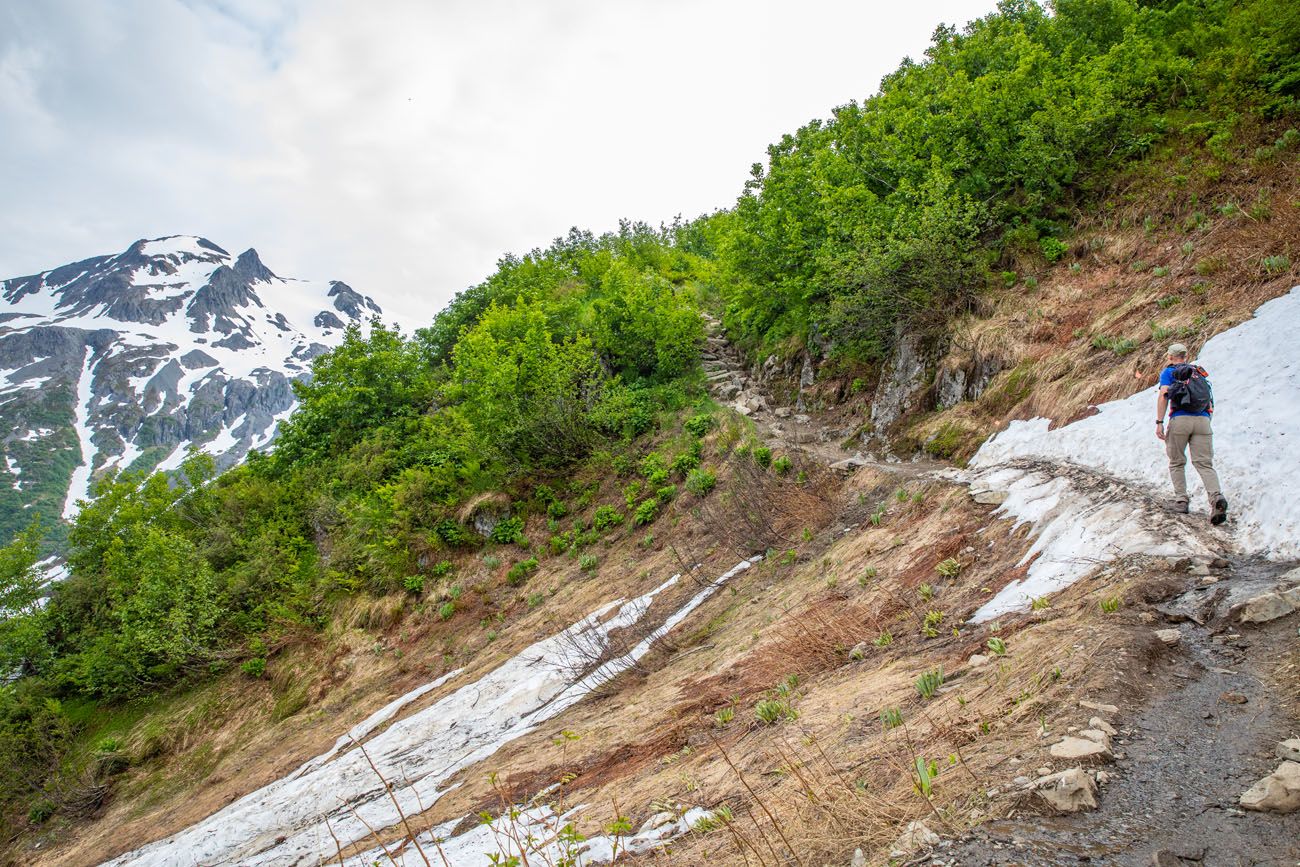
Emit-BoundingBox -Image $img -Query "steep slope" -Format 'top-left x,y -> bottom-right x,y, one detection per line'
0,236 -> 381,540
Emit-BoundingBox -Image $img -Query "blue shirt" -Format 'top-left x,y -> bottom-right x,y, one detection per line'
1159,364 -> 1212,418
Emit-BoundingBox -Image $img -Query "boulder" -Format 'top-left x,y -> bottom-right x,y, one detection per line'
1237,586 -> 1300,624
1032,768 -> 1099,813
1050,736 -> 1112,761
971,489 -> 1008,505
1278,739 -> 1300,763
1154,628 -> 1182,646
849,642 -> 868,661
829,455 -> 869,471
1239,761 -> 1300,813
968,653 -> 992,668
850,848 -> 867,867
889,819 -> 939,857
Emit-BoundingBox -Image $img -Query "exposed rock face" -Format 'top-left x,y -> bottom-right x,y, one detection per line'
0,235 -> 382,541
870,329 -> 928,434
935,351 -> 1002,408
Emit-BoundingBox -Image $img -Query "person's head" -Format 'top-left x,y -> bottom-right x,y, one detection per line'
1166,342 -> 1188,362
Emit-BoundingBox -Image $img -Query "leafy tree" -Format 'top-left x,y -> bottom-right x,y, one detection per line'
449,300 -> 605,467
272,319 -> 436,471
0,524 -> 48,674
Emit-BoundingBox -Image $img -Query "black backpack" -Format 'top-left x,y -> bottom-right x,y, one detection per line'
1168,363 -> 1213,413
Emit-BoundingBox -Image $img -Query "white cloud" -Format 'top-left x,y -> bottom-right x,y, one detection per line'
0,0 -> 997,328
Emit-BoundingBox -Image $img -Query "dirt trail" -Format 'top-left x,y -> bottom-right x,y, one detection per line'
700,317 -> 941,479
934,557 -> 1300,867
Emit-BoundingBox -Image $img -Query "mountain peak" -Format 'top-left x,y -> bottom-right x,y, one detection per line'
0,237 -> 384,535
233,248 -> 276,282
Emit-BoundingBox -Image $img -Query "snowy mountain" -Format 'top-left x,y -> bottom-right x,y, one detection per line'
0,235 -> 382,542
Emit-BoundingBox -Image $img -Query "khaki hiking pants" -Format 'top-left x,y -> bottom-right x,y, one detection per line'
1166,415 -> 1222,505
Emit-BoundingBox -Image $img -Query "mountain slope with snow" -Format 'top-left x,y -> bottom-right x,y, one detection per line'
0,236 -> 382,543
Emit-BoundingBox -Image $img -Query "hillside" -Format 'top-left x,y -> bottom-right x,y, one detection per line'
0,236 -> 381,546
1,0 -> 1299,865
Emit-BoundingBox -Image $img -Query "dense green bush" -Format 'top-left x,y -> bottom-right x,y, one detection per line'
709,0 -> 1300,363
592,505 -> 625,532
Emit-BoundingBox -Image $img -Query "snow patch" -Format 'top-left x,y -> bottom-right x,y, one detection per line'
61,349 -> 97,519
966,285 -> 1300,620
105,558 -> 760,867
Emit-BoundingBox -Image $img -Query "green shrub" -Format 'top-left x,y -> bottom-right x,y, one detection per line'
489,516 -> 525,545
914,667 -> 944,699
1091,334 -> 1137,356
754,698 -> 798,725
27,801 -> 56,824
592,505 -> 624,532
633,499 -> 660,526
655,484 -> 677,504
548,531 -> 574,555
438,601 -> 456,620
506,557 -> 539,585
527,592 -> 545,609
772,455 -> 792,475
241,657 -> 266,678
640,452 -> 670,485
684,413 -> 715,437
579,553 -> 598,571
1040,237 -> 1068,262
1262,254 -> 1291,274
753,446 -> 772,468
685,468 -> 717,496
403,574 -> 425,594
670,445 -> 702,476
433,520 -> 474,548
622,481 -> 644,510
430,560 -> 453,577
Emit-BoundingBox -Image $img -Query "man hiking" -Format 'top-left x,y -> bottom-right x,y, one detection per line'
1156,342 -> 1228,525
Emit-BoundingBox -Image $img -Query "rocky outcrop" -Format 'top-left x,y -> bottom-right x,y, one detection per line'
869,329 -> 928,433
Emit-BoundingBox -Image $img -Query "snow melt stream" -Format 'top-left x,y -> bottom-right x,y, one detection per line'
105,558 -> 761,867
965,285 -> 1300,621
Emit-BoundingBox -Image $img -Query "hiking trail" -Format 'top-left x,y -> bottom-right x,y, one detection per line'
700,315 -> 941,479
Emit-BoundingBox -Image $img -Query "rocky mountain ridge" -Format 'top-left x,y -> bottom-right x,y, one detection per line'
0,235 -> 382,543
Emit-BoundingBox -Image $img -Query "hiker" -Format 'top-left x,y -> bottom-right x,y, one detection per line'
1156,342 -> 1228,525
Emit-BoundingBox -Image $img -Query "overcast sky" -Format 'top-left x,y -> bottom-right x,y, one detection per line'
1,0 -> 997,327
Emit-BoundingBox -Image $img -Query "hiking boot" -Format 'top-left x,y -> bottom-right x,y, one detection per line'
1168,499 -> 1189,514
1210,496 -> 1229,526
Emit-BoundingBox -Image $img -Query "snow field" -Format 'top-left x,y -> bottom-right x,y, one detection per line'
966,285 -> 1300,620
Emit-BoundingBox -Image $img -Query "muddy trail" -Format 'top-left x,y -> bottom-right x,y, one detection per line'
700,317 -> 942,479
933,558 -> 1300,867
